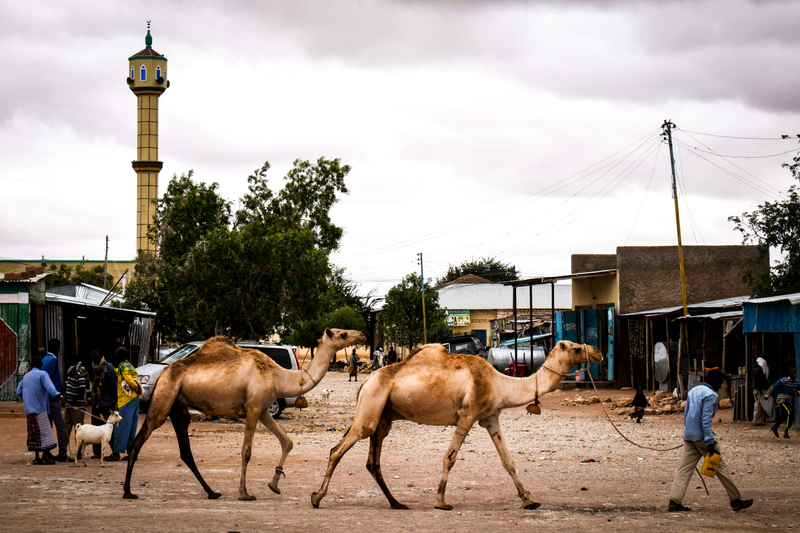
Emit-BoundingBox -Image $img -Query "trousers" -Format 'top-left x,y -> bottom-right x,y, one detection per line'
670,440 -> 741,504
48,400 -> 67,457
112,399 -> 139,455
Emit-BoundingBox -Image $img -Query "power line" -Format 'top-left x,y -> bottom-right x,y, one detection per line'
677,129 -> 800,141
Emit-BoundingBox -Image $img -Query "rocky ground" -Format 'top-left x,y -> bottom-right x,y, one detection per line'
1,370 -> 798,532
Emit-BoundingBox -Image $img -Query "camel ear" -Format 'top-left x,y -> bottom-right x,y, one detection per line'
326,328 -> 333,338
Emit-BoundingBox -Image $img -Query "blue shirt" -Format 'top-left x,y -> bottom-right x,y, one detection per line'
16,368 -> 60,416
683,382 -> 718,444
41,352 -> 61,393
769,377 -> 800,399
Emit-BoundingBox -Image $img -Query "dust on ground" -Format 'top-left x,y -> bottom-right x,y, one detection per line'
1,370 -> 797,532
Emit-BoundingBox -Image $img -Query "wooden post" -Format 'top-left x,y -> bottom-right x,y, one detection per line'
702,320 -> 706,374
644,317 -> 650,385
722,319 -> 727,374
677,321 -> 686,398
627,319 -> 634,388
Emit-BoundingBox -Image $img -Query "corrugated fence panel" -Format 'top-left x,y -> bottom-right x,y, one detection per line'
0,318 -> 19,400
129,316 -> 153,366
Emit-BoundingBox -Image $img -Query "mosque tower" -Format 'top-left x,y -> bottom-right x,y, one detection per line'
127,22 -> 169,254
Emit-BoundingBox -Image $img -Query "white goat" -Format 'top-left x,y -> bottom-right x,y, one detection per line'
321,388 -> 332,403
75,410 -> 123,467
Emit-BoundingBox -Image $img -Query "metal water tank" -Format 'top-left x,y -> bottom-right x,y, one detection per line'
486,347 -> 546,374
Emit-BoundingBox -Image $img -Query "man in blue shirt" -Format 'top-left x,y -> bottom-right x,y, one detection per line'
17,355 -> 63,465
42,339 -> 68,462
668,369 -> 753,512
765,367 -> 800,439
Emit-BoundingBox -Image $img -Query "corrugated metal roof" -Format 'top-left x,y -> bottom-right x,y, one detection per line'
0,272 -> 48,283
45,293 -> 155,316
438,283 -> 572,311
744,292 -> 800,306
674,310 -> 743,321
619,295 -> 751,318
47,283 -> 123,306
504,269 -> 616,287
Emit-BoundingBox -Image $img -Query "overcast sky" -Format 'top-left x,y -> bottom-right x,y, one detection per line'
2,0 -> 799,296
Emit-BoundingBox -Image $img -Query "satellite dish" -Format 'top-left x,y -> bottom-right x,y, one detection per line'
653,342 -> 669,382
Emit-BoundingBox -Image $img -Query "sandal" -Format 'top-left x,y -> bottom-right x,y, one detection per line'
668,501 -> 691,512
31,458 -> 44,465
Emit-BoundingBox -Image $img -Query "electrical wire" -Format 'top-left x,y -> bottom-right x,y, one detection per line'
624,143 -> 662,245
677,129 -> 799,141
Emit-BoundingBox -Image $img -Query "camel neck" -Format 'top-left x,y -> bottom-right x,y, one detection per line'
496,357 -> 575,409
275,345 -> 337,398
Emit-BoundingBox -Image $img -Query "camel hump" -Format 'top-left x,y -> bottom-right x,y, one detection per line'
205,336 -> 236,348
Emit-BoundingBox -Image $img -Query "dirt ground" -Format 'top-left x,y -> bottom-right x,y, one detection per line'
1,369 -> 798,533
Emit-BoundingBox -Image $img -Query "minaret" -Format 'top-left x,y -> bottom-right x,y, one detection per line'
127,22 -> 169,254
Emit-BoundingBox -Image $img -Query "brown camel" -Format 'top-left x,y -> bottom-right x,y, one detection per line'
311,340 -> 603,510
123,328 -> 365,501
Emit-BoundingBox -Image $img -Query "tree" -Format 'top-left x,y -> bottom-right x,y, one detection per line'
123,158 -> 354,343
42,262 -> 118,291
728,150 -> 800,297
436,256 -> 519,285
380,272 -> 450,352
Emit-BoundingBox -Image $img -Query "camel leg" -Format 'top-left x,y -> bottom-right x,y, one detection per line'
258,410 -> 293,495
366,414 -> 407,510
479,416 -> 540,510
170,404 -> 221,500
434,418 -> 475,511
122,401 -> 173,499
238,406 -> 263,501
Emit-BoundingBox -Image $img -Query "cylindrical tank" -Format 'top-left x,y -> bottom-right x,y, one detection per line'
486,347 -> 547,375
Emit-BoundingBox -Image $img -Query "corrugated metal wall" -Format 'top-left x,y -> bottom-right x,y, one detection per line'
43,304 -> 65,391
0,302 -> 29,400
0,319 -> 19,400
128,316 -> 154,366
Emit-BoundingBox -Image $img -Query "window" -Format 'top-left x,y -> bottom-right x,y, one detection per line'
156,65 -> 161,79
130,65 -> 134,79
140,65 -> 147,81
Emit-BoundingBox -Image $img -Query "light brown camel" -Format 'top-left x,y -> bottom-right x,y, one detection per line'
123,328 -> 365,501
311,340 -> 603,511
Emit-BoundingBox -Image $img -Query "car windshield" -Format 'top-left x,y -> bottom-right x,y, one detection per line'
158,344 -> 198,364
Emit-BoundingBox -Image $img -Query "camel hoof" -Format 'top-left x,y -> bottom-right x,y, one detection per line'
311,493 -> 322,508
122,492 -> 139,500
268,483 -> 281,495
391,502 -> 410,510
523,501 -> 541,510
208,491 -> 222,500
434,503 -> 453,511
238,494 -> 257,501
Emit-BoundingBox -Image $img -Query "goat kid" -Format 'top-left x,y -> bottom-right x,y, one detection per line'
321,389 -> 332,403
75,411 -> 123,467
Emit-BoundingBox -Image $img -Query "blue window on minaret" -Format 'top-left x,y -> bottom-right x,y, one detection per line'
156,66 -> 161,79
130,66 -> 134,79
140,65 -> 147,81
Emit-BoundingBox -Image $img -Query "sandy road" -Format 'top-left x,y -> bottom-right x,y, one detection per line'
1,370 -> 797,532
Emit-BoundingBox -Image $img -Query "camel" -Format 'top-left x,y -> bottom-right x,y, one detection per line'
311,339 -> 603,511
122,327 -> 365,501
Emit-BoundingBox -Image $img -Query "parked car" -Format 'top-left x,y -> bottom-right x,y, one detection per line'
439,334 -> 488,358
136,341 -> 301,418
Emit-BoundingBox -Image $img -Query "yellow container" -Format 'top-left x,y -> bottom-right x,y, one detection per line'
700,452 -> 720,477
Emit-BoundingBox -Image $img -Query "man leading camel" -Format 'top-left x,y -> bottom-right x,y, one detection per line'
668,369 -> 753,512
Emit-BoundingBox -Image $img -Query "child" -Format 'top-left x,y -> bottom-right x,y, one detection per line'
64,361 -> 89,460
629,385 -> 649,423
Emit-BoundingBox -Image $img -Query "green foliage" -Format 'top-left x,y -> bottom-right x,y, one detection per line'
436,256 -> 519,285
122,158 -> 362,343
380,272 -> 449,351
42,262 -> 119,292
728,149 -> 800,297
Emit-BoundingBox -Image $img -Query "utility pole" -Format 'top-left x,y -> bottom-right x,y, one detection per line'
104,235 -> 109,290
662,120 -> 689,317
417,253 -> 428,344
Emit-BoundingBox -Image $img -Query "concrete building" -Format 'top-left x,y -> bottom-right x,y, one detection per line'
128,24 -> 169,254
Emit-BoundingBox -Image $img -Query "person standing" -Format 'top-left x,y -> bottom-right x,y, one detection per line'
628,385 -> 649,423
17,355 -> 62,465
63,361 -> 90,460
765,367 -> 800,439
348,349 -> 359,382
372,346 -> 384,369
41,339 -> 68,462
752,357 -> 773,425
106,347 -> 141,461
387,346 -> 398,365
668,369 -> 753,512
91,349 -> 117,459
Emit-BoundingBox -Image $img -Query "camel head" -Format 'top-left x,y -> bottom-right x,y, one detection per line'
548,340 -> 604,368
318,328 -> 366,351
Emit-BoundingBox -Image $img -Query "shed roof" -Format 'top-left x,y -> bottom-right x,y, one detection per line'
619,295 -> 751,318
744,292 -> 800,306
